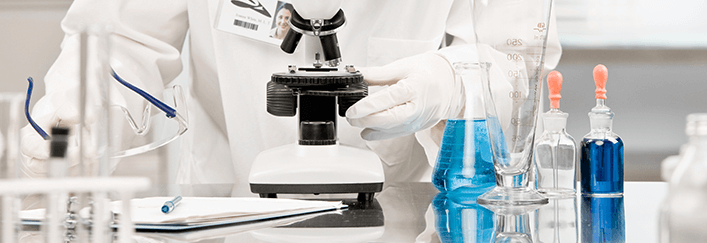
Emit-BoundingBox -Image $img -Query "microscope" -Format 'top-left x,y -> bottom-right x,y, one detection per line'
249,0 -> 384,202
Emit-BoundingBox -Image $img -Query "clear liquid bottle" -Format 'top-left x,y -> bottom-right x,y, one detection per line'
535,71 -> 577,197
432,63 -> 496,192
663,114 -> 707,242
580,64 -> 624,196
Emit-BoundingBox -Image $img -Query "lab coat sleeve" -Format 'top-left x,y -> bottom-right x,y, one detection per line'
415,0 -> 563,168
44,0 -> 189,118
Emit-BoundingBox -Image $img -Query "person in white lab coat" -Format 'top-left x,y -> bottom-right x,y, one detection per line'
20,0 -> 561,196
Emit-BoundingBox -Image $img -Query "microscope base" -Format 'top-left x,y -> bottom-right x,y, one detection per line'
252,184 -> 382,201
249,143 -> 385,201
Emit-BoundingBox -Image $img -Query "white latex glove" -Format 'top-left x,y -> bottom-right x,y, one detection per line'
20,87 -> 98,178
346,52 -> 464,140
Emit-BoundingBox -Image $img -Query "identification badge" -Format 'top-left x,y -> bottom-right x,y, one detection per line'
215,0 -> 294,45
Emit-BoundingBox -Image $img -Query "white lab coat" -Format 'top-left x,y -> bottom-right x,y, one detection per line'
44,0 -> 560,196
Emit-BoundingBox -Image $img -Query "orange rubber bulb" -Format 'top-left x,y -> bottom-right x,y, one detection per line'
593,64 -> 608,100
547,70 -> 563,110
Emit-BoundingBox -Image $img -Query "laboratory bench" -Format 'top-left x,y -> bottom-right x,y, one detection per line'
19,181 -> 667,243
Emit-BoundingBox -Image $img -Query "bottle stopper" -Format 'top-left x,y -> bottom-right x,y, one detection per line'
593,64 -> 608,100
547,71 -> 563,109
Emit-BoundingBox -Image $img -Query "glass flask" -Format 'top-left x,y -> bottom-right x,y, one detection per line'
580,65 -> 623,196
534,71 -> 577,197
432,63 -> 496,192
433,188 -> 494,243
664,114 -> 707,242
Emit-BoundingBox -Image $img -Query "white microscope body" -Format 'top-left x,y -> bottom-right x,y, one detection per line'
249,0 -> 384,202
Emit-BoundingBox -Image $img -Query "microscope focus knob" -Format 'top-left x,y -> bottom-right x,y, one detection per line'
266,81 -> 297,117
338,81 -> 367,117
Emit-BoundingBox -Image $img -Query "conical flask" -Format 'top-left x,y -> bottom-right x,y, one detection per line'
432,62 -> 496,192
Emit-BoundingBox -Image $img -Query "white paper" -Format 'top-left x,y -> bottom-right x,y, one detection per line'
113,197 -> 345,225
20,197 -> 346,227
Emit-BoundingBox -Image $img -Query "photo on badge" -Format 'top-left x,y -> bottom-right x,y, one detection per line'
269,1 -> 293,40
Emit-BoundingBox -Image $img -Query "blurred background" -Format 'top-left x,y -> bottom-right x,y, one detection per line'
2,0 -> 706,182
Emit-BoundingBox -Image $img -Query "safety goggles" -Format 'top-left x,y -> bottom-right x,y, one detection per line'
25,71 -> 188,158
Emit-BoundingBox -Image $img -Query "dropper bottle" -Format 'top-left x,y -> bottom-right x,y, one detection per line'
534,71 -> 577,197
580,64 -> 624,196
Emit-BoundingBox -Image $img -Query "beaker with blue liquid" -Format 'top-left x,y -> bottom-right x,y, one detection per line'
432,63 -> 496,192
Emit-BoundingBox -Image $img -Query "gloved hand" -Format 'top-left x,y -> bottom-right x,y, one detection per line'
346,52 -> 465,140
20,87 -> 97,178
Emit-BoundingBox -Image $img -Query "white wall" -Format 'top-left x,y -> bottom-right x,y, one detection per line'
0,0 -> 72,98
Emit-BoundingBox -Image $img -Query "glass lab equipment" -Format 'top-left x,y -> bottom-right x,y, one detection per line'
432,188 -> 494,242
580,196 -> 625,243
20,26 -> 157,243
0,93 -> 24,179
534,71 -> 576,197
0,93 -> 24,243
580,65 -> 623,196
659,114 -> 701,242
472,0 -> 554,206
432,63 -> 496,192
664,114 -> 707,242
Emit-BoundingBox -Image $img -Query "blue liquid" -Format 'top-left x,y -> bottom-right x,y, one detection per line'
581,196 -> 625,243
580,137 -> 624,195
433,119 -> 496,192
433,188 -> 494,243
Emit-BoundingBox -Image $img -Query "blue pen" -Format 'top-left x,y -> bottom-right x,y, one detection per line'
161,196 -> 182,214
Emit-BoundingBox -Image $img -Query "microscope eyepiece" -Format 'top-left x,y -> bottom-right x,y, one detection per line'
319,34 -> 341,66
280,29 -> 302,54
279,9 -> 346,64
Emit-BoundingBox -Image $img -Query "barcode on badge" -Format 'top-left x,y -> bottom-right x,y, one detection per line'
234,19 -> 258,31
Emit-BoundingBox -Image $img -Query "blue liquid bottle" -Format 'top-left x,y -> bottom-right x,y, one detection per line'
432,119 -> 496,192
580,64 -> 624,196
